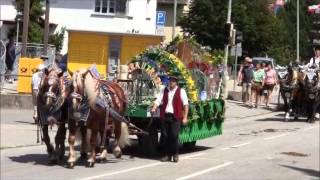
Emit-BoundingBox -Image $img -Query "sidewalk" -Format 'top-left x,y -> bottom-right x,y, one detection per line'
0,100 -> 276,149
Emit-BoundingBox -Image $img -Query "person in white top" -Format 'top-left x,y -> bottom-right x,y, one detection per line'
151,75 -> 189,163
307,48 -> 320,68
31,64 -> 45,123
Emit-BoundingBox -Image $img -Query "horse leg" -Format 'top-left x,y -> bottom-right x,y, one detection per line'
87,129 -> 98,167
97,127 -> 108,163
42,125 -> 56,163
67,120 -> 77,168
79,121 -> 88,159
113,121 -> 129,159
55,124 -> 66,161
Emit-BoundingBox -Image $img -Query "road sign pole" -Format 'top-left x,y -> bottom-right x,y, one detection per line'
233,46 -> 238,91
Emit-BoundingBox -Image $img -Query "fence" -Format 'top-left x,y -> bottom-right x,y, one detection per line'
0,41 -> 56,92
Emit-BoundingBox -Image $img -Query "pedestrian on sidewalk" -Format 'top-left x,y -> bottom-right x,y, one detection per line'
263,62 -> 277,108
251,63 -> 265,108
151,75 -> 189,163
5,38 -> 16,83
238,57 -> 254,105
31,64 -> 45,123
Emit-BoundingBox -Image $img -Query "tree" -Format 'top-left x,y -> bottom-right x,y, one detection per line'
49,27 -> 65,53
14,0 -> 44,43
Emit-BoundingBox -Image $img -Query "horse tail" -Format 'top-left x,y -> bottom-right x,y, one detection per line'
118,122 -> 130,148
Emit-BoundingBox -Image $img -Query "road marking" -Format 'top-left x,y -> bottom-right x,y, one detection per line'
79,152 -> 205,180
175,161 -> 234,180
302,125 -> 319,131
220,142 -> 252,150
230,142 -> 252,148
264,133 -> 289,140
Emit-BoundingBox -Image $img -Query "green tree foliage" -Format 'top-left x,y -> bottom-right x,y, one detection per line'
14,0 -> 44,43
180,0 -> 316,65
49,27 -> 65,53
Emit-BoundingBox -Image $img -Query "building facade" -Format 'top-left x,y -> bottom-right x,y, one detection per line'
0,0 -> 159,54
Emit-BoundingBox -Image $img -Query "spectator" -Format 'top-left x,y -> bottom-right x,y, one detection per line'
31,64 -> 45,123
239,57 -> 254,105
5,39 -> 16,83
306,48 -> 320,68
263,63 -> 277,108
251,63 -> 265,108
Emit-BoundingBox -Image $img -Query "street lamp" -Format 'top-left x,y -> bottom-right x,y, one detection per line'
16,12 -> 23,47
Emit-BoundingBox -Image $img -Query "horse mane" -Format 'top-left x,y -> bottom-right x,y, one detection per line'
83,71 -> 99,107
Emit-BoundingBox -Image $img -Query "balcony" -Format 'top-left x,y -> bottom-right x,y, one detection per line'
157,0 -> 189,5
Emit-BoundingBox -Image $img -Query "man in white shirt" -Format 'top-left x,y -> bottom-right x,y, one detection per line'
151,75 -> 189,163
31,64 -> 45,123
307,48 -> 320,68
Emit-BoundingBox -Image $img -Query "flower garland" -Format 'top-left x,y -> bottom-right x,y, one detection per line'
129,47 -> 199,102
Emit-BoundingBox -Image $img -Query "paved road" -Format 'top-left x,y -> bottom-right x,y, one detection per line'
1,101 -> 319,180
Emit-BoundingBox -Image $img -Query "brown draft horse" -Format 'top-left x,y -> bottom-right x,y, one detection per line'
37,67 -> 68,163
68,68 -> 129,168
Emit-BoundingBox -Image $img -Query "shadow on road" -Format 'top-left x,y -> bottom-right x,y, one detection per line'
15,120 -> 35,125
280,165 -> 320,178
8,154 -> 66,167
122,139 -> 211,160
255,115 -> 308,123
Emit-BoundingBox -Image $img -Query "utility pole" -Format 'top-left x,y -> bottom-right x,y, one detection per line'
172,0 -> 177,40
21,0 -> 30,57
222,0 -> 232,98
44,0 -> 50,56
296,0 -> 299,63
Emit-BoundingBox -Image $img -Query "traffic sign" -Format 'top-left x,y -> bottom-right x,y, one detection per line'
156,11 -> 166,26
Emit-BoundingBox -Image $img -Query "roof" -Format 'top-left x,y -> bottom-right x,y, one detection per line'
67,29 -> 165,39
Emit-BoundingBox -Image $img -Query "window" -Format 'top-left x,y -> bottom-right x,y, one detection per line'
94,0 -> 127,15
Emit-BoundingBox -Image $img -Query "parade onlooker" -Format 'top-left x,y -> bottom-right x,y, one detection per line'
151,75 -> 189,163
239,57 -> 254,104
263,63 -> 277,108
5,39 -> 16,83
31,64 -> 45,123
307,48 -> 320,68
251,63 -> 265,108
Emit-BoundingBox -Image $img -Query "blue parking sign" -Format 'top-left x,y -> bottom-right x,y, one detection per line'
156,11 -> 166,26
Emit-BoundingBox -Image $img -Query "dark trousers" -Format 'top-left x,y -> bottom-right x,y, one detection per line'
161,114 -> 181,156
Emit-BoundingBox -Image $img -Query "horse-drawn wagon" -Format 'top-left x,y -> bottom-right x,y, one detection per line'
117,47 -> 225,155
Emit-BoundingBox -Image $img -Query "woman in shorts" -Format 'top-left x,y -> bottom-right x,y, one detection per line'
251,63 -> 265,108
263,63 -> 277,108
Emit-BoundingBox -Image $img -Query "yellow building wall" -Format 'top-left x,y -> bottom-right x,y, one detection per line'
68,31 -> 162,75
68,32 -> 109,76
17,58 -> 43,93
120,36 -> 162,64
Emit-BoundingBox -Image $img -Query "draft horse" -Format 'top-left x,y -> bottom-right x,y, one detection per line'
37,67 -> 68,163
67,68 -> 130,168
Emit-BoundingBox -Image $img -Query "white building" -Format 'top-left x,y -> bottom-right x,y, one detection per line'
0,0 -> 158,54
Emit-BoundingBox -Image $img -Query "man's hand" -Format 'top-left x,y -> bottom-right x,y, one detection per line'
182,117 -> 188,126
150,104 -> 157,114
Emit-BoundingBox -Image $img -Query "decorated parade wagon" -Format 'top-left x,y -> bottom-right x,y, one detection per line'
117,44 -> 225,155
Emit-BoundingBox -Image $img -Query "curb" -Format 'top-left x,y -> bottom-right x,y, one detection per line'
0,94 -> 33,109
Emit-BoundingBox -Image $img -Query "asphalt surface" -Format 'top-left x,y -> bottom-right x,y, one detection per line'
1,101 -> 319,180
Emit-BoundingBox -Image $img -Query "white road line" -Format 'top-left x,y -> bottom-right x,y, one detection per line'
302,125 -> 319,131
264,133 -> 289,140
230,142 -> 252,148
220,142 -> 252,150
176,161 -> 234,180
79,152 -> 205,180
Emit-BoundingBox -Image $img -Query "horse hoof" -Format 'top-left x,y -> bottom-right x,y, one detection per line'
97,157 -> 107,163
114,152 -> 122,159
86,162 -> 95,168
67,162 -> 75,169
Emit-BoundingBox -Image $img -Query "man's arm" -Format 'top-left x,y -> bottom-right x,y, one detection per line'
181,89 -> 189,125
151,88 -> 164,113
